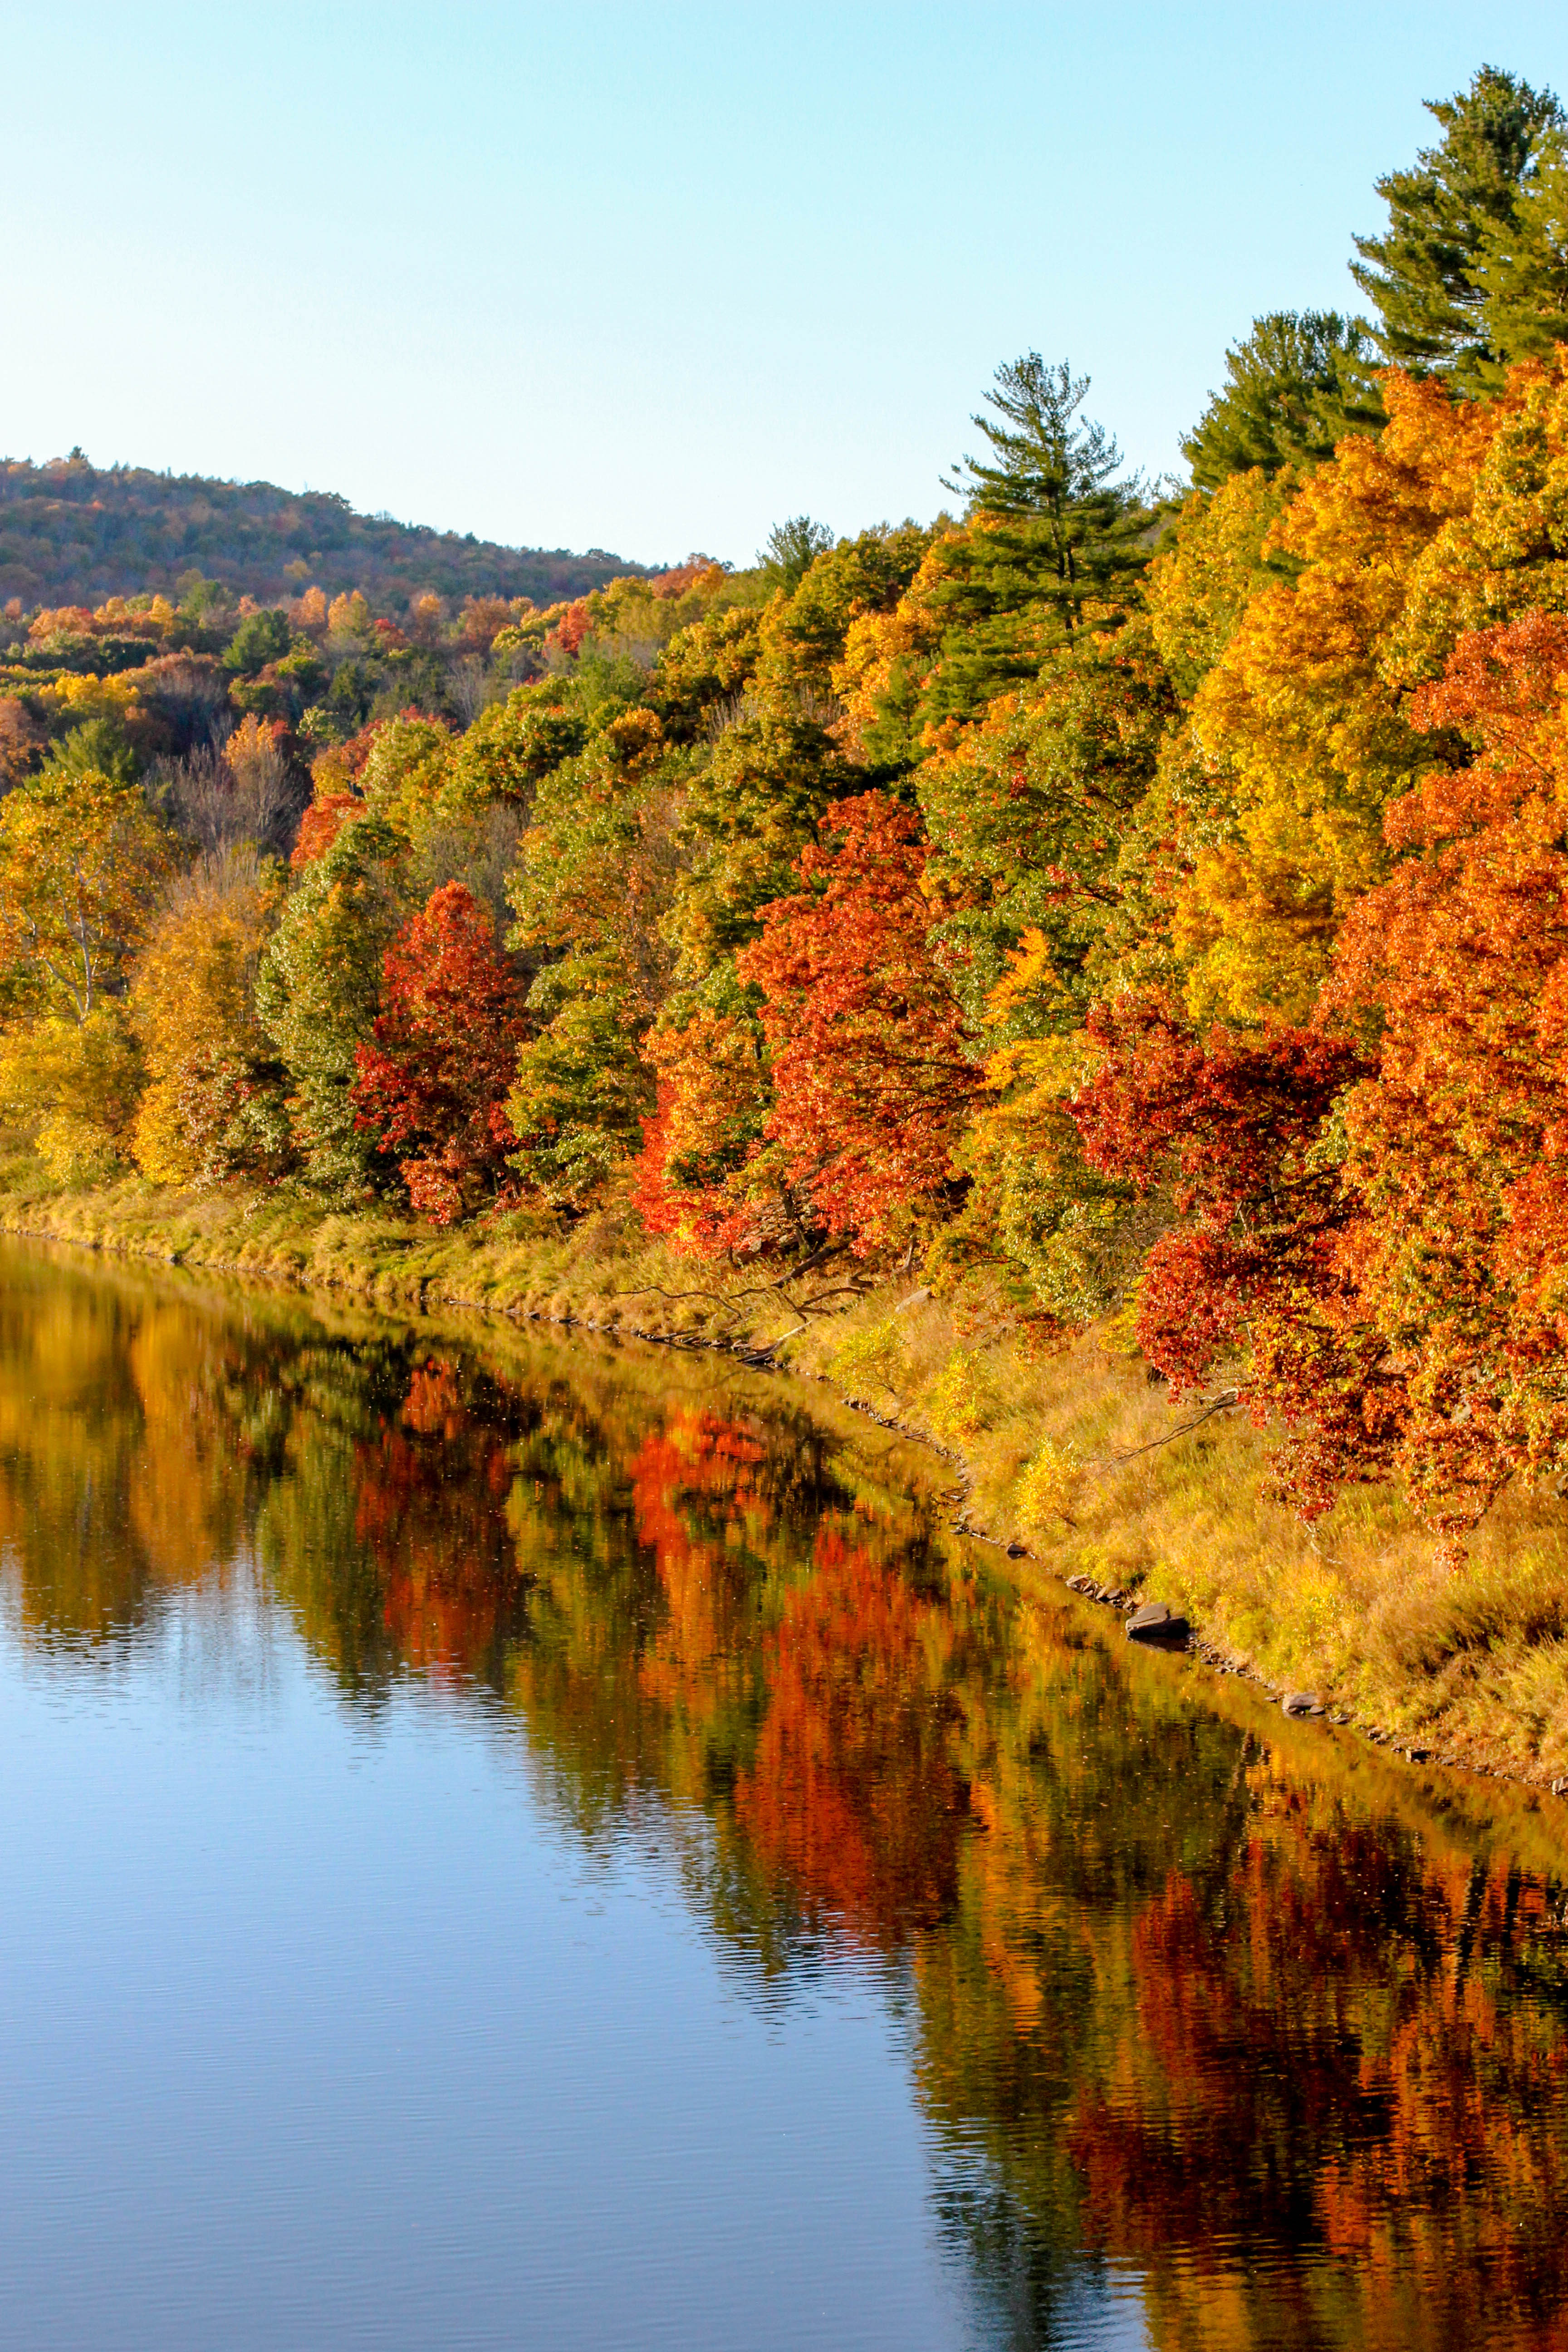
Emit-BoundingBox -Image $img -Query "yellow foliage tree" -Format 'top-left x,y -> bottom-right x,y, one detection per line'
129,848 -> 282,1185
325,589 -> 372,646
1145,467 -> 1296,696
1168,360 -> 1568,1021
0,1009 -> 142,1181
830,531 -> 961,762
0,764 -> 176,1022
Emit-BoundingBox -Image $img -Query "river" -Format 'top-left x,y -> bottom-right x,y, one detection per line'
0,1242 -> 1565,2350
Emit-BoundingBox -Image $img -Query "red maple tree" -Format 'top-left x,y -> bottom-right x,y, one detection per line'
352,883 -> 528,1223
738,793 -> 980,1253
1071,611 -> 1568,1533
290,790 -> 364,869
1069,991 -> 1373,1510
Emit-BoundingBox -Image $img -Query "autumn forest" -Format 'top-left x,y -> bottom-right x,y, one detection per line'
8,64 -> 1568,1557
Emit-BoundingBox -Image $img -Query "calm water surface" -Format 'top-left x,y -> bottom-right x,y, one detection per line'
2,1245 -> 1567,2350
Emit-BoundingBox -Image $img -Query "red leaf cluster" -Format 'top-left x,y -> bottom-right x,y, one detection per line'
1073,612 -> 1568,1528
1073,992 -> 1356,1230
739,793 -> 980,1252
1321,610 -> 1568,1520
351,883 -> 528,1223
290,790 -> 363,869
1071,992 -> 1369,1511
544,599 -> 592,660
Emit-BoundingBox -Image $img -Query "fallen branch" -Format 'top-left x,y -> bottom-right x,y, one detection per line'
604,1279 -> 774,1314
749,1321 -> 808,1357
1091,1388 -> 1247,1471
789,1281 -> 877,1312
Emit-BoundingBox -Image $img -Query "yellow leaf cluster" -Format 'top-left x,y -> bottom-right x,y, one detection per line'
130,851 -> 279,1184
830,535 -> 958,760
326,590 -> 371,644
0,1008 -> 142,1180
1145,468 -> 1295,696
1170,360 -> 1568,1022
0,767 -> 176,1021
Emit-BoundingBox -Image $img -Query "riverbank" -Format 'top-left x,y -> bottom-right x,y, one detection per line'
7,1168 -> 1568,1788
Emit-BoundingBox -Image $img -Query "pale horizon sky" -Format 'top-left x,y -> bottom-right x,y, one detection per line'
2,2 -> 1566,569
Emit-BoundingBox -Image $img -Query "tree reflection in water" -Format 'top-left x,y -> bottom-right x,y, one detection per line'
4,1243 -> 1568,2351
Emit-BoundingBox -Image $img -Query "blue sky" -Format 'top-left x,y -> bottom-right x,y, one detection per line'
1,2 -> 1565,567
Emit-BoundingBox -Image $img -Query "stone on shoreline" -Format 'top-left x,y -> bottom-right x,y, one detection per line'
1126,1601 -> 1190,1646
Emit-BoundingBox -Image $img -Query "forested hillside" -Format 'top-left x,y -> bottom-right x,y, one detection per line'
0,453 -> 649,611
5,63 -> 1568,1558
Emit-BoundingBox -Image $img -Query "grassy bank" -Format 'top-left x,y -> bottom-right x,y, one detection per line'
6,1166 -> 1568,1786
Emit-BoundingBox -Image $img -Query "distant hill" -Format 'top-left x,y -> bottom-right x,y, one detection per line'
0,452 -> 652,613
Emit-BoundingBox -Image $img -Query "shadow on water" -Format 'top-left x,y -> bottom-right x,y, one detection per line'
4,1240 -> 1568,2351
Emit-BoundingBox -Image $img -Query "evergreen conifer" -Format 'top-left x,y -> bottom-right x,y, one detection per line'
1352,65 -> 1563,391
1181,312 -> 1385,490
943,354 -> 1151,637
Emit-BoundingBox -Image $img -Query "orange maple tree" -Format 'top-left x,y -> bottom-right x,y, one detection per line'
1323,607 -> 1568,1521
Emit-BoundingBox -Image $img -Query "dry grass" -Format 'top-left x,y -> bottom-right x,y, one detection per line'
0,1174 -> 828,1344
787,1286 -> 1568,1780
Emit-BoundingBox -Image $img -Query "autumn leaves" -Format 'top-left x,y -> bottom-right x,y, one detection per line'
10,58 -> 1568,1560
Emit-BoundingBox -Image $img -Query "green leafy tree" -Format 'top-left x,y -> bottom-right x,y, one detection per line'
1352,65 -> 1564,389
651,607 -> 765,742
1181,312 -> 1385,490
911,625 -> 1173,1319
667,709 -> 853,995
255,809 -> 409,1200
440,684 -> 584,819
229,637 -> 328,722
916,620 -> 1176,1034
757,522 -> 934,699
634,706 -> 856,1239
505,710 -> 676,1206
51,717 -> 140,784
173,576 -> 235,651
505,974 -> 654,1208
223,608 -> 294,675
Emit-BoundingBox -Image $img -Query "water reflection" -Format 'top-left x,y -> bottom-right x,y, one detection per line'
3,1243 -> 1568,2350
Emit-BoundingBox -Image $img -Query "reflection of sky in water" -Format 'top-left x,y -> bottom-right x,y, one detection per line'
0,1580 -> 1147,2352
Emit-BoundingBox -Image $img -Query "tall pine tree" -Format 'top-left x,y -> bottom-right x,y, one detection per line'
943,355 -> 1152,636
1352,65 -> 1563,391
1477,125 -> 1568,363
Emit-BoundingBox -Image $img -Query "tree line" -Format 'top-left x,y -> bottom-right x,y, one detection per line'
0,452 -> 647,612
4,62 -> 1568,1545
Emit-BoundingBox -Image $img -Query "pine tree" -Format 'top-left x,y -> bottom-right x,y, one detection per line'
943,355 -> 1152,635
1477,125 -> 1568,363
1181,312 -> 1385,490
759,517 -> 834,593
1351,65 -> 1563,391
